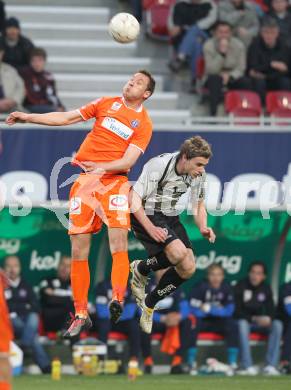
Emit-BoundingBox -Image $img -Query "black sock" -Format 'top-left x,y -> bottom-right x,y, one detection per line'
145,267 -> 186,309
137,252 -> 172,276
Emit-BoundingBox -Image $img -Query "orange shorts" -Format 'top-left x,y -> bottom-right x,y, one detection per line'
0,320 -> 12,354
68,173 -> 131,235
0,296 -> 13,354
0,335 -> 10,354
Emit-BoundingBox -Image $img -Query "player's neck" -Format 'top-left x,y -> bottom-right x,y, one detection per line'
122,97 -> 143,112
175,159 -> 184,176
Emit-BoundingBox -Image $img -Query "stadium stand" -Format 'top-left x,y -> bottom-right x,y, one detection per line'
6,0 -> 191,126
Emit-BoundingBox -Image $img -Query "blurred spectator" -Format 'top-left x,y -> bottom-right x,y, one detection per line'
268,0 -> 291,48
39,256 -> 73,333
277,281 -> 291,374
247,17 -> 291,104
187,264 -> 238,374
0,42 -> 24,113
20,47 -> 64,114
4,256 -> 51,374
218,0 -> 259,47
234,262 -> 283,376
94,279 -> 141,368
0,1 -> 6,35
203,21 -> 251,115
0,17 -> 34,71
141,270 -> 191,374
168,0 -> 217,86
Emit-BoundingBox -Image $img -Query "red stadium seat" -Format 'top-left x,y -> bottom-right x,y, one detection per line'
266,91 -> 291,118
198,332 -> 224,341
197,332 -> 267,345
225,90 -> 262,125
196,57 -> 205,80
196,56 -> 208,97
249,333 -> 268,341
225,90 -> 262,118
108,331 -> 127,341
143,0 -> 176,39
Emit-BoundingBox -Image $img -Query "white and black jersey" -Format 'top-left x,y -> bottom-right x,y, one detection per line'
131,152 -> 206,256
133,152 -> 206,216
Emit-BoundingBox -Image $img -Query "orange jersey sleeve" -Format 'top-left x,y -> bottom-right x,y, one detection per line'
130,118 -> 153,153
78,98 -> 104,121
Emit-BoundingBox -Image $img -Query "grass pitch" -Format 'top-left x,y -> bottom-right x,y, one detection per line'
14,375 -> 291,390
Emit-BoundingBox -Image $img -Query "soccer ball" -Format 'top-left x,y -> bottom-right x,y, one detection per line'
108,13 -> 140,44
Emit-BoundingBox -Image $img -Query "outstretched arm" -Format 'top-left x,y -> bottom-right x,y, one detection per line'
6,110 -> 83,126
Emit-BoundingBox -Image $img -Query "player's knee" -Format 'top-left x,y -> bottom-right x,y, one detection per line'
71,239 -> 86,259
108,229 -> 128,253
109,236 -> 127,253
183,263 -> 196,279
71,243 -> 82,259
172,246 -> 188,264
180,254 -> 196,279
70,234 -> 91,259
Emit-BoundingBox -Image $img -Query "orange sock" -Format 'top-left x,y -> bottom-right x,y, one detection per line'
0,383 -> 11,390
71,259 -> 90,317
111,251 -> 129,302
171,355 -> 182,366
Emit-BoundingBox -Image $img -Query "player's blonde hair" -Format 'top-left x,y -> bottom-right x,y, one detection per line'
179,136 -> 212,160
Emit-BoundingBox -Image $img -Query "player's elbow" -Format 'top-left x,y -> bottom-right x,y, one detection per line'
121,157 -> 135,171
56,112 -> 76,126
61,115 -> 73,126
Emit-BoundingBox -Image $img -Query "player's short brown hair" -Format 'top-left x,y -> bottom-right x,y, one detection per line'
179,136 -> 212,160
138,69 -> 156,96
30,47 -> 47,61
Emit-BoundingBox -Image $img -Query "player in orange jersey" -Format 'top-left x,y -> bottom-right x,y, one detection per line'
6,70 -> 156,337
0,270 -> 13,390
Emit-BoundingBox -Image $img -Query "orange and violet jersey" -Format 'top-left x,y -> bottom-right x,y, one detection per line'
74,96 -> 153,169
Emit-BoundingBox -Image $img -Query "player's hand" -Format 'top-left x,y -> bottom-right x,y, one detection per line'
147,225 -> 168,243
6,111 -> 29,125
200,227 -> 216,243
80,161 -> 106,175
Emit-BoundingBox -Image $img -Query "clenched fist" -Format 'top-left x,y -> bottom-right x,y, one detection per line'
6,111 -> 29,126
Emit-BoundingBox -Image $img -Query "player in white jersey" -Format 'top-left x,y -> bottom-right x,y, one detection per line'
129,136 -> 216,333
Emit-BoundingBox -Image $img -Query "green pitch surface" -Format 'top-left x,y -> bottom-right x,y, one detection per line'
14,375 -> 291,390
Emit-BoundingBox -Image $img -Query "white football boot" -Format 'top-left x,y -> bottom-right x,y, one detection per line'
130,260 -> 148,306
139,299 -> 154,334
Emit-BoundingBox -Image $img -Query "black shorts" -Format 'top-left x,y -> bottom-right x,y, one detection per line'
130,212 -> 192,257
